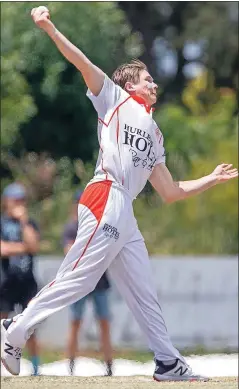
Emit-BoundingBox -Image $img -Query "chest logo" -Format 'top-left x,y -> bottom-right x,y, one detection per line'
123,123 -> 156,171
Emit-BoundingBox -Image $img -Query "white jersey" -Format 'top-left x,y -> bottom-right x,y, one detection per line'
87,75 -> 166,199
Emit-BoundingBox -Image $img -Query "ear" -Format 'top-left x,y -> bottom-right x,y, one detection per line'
124,81 -> 136,94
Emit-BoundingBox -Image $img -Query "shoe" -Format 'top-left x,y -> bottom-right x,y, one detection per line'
1,319 -> 22,376
153,358 -> 209,382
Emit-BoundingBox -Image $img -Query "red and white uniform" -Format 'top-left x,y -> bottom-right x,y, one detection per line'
7,76 -> 184,364
87,76 -> 165,199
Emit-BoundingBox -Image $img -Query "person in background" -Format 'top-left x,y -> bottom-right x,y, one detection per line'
0,183 -> 41,376
62,190 -> 113,376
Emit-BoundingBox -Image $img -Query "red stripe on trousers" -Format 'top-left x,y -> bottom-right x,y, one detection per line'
72,180 -> 112,270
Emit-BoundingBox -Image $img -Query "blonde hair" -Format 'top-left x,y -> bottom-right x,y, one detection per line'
111,59 -> 148,89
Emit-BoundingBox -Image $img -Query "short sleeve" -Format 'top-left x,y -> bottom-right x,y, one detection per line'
86,75 -> 122,118
156,131 -> 166,165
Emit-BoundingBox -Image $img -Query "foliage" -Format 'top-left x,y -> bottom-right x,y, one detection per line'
118,2 -> 238,102
1,2 -> 131,160
134,90 -> 238,255
0,2 -> 238,255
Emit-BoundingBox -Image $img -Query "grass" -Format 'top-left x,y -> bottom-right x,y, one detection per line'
23,346 -> 236,364
1,376 -> 238,389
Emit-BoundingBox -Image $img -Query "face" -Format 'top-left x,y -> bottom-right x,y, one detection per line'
126,69 -> 158,106
4,198 -> 26,216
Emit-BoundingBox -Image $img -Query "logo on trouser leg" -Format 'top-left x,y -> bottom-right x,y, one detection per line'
103,224 -> 120,240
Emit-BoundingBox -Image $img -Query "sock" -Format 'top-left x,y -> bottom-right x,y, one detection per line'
31,355 -> 40,376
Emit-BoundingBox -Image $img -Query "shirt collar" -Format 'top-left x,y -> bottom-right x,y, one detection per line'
131,95 -> 155,114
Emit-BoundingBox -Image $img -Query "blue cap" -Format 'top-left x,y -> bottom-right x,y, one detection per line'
2,183 -> 27,200
74,189 -> 83,202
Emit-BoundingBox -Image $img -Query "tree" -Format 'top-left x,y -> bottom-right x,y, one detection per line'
118,2 -> 238,103
1,2 -> 132,161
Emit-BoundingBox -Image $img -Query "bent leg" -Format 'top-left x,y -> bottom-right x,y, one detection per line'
7,182 -> 133,348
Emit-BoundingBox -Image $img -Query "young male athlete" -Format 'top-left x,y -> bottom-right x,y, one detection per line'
1,6 -> 238,381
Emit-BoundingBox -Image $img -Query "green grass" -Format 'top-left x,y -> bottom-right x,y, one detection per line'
23,346 -> 236,364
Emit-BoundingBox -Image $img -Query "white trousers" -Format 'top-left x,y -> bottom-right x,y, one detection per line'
7,180 -> 184,362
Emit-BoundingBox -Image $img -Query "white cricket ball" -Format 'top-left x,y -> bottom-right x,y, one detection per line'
38,6 -> 49,13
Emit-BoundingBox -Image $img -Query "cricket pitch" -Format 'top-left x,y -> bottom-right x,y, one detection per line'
1,376 -> 238,389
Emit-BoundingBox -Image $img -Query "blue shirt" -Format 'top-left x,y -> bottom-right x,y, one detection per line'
0,215 -> 39,280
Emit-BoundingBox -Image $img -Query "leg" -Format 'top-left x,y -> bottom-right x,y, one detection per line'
21,279 -> 40,376
26,334 -> 39,376
108,231 -> 184,363
2,181 -> 134,375
93,290 -> 113,375
107,233 -> 208,381
0,279 -> 15,320
66,297 -> 87,375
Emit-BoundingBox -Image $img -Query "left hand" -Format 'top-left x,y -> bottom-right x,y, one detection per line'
212,163 -> 238,183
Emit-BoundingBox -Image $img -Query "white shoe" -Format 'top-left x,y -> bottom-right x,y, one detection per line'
153,358 -> 209,382
1,319 -> 21,376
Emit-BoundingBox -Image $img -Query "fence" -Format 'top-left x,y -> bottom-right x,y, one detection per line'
33,255 -> 238,351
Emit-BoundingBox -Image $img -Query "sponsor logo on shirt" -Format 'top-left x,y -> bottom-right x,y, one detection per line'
123,123 -> 157,171
103,223 -> 120,240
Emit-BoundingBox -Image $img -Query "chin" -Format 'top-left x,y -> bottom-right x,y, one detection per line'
150,95 -> 157,105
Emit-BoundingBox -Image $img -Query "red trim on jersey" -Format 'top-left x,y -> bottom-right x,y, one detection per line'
98,117 -> 108,126
99,123 -> 108,180
115,110 -> 124,185
98,96 -> 131,127
72,181 -> 112,270
28,279 -> 56,302
100,144 -> 108,180
116,109 -> 120,143
97,94 -> 155,183
98,95 -> 155,126
98,97 -> 131,180
131,95 -> 150,112
131,95 -> 155,113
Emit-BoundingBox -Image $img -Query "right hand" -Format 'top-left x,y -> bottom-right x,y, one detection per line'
11,205 -> 29,224
31,6 -> 54,34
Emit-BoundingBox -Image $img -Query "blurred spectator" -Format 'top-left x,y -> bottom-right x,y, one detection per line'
62,190 -> 113,376
0,183 -> 40,376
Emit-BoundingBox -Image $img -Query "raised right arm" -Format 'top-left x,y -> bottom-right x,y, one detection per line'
31,6 -> 105,96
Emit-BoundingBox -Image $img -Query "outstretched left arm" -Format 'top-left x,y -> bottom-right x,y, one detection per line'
149,163 -> 238,204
